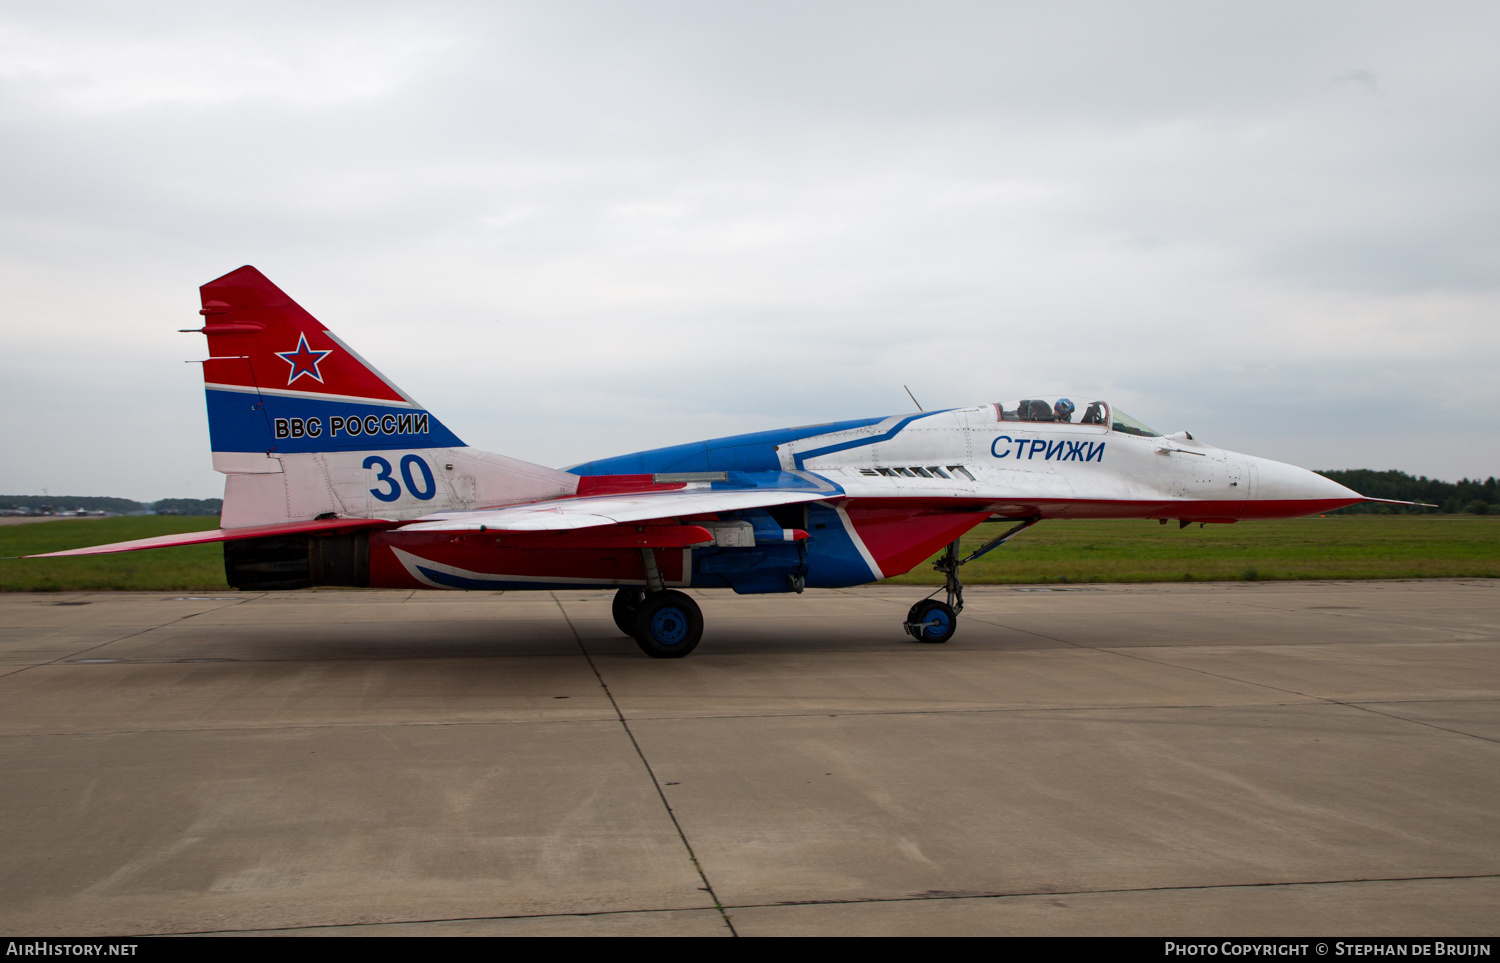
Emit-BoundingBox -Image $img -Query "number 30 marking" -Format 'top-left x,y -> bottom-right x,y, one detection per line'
400,454 -> 436,500
364,454 -> 436,502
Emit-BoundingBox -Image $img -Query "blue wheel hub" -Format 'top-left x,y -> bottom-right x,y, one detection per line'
650,607 -> 688,645
923,609 -> 951,639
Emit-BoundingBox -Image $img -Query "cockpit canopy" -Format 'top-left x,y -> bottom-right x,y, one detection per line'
994,399 -> 1161,437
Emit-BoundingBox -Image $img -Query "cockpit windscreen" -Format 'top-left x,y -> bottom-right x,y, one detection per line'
1109,408 -> 1161,437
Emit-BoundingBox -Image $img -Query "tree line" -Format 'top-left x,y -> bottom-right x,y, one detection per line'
0,496 -> 223,516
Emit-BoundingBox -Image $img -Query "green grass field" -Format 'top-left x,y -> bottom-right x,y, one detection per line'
0,517 -> 227,591
2,515 -> 1496,591
890,515 -> 1500,585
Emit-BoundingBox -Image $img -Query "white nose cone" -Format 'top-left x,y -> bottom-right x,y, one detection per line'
1246,455 -> 1362,517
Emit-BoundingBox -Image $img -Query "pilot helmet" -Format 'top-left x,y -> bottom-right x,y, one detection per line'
1053,398 -> 1076,419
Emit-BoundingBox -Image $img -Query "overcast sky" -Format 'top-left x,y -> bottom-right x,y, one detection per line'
2,1 -> 1497,500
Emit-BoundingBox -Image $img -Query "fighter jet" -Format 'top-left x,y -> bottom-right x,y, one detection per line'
34,266 -> 1374,657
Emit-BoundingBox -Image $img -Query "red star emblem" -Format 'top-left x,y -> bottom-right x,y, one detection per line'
275,333 -> 333,385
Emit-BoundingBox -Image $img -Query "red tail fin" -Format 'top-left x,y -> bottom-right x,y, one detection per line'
195,266 -> 465,461
197,266 -> 412,404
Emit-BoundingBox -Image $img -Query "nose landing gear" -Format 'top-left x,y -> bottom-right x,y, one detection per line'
902,517 -> 1040,644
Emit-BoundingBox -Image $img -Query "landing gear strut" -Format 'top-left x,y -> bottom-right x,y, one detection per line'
903,517 -> 1040,644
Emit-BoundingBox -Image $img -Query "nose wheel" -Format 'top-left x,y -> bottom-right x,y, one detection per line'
906,598 -> 957,643
903,539 -> 965,643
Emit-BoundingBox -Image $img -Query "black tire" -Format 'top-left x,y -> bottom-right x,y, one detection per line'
905,599 -> 957,643
612,587 -> 645,636
633,590 -> 703,658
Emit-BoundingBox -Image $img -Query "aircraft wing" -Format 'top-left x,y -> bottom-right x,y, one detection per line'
18,473 -> 842,555
19,517 -> 395,558
398,486 -> 837,533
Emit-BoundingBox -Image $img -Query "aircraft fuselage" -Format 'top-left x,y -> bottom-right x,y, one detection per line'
351,402 -> 1358,595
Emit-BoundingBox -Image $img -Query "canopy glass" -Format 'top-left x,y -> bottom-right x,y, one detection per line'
993,399 -> 1161,437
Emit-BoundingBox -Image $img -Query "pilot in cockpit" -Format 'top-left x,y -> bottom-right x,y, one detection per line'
1052,398 -> 1075,423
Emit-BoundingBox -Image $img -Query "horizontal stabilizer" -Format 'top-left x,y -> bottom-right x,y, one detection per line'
22,517 -> 395,558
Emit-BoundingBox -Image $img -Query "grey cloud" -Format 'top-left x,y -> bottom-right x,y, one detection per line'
1,1 -> 1497,499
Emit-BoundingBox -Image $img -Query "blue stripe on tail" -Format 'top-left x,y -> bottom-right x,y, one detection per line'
206,388 -> 465,453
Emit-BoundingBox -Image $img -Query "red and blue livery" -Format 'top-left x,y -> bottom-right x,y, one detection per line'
34,266 -> 1375,658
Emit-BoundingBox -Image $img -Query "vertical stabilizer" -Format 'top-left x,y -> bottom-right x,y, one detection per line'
193,266 -> 577,527
196,266 -> 463,468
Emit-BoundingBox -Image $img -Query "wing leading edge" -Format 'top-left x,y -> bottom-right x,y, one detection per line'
399,480 -> 840,533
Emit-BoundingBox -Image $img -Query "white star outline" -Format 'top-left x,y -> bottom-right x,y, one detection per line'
274,332 -> 334,385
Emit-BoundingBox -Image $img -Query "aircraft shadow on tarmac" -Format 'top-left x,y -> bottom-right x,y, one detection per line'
105,605 -> 1049,663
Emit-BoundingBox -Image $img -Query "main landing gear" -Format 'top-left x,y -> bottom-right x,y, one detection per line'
613,547 -> 705,658
612,586 -> 704,658
903,517 -> 1040,644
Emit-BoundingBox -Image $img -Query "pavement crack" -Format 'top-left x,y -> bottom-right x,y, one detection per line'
1340,702 -> 1500,746
1,604 -> 227,682
552,592 -> 738,937
1093,645 -> 1331,702
721,871 -> 1500,911
122,903 -> 730,936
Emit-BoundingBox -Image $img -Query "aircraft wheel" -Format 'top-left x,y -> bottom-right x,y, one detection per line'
633,590 -> 703,658
611,587 -> 645,636
906,599 -> 957,644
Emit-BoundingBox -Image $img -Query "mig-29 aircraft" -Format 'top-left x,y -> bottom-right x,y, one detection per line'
34,266 -> 1373,657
